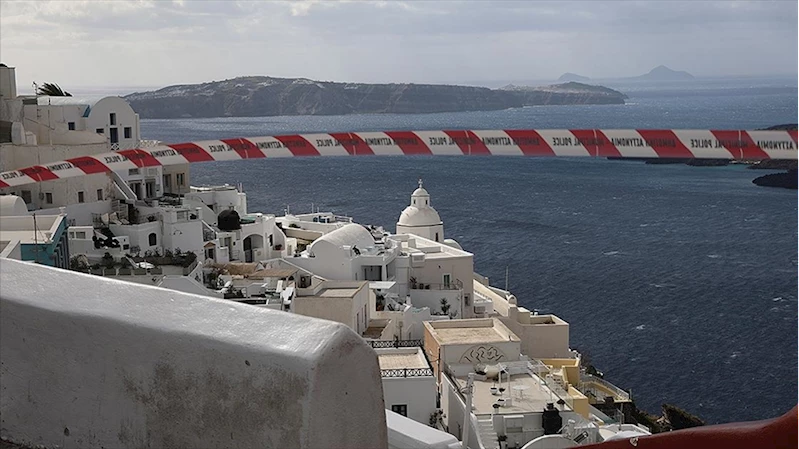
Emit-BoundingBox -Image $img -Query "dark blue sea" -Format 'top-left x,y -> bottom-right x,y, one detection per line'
139,77 -> 798,424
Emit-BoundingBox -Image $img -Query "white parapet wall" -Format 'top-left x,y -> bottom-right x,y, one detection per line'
0,259 -> 387,449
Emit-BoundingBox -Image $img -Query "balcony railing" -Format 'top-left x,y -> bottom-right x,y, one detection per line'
410,279 -> 463,291
381,368 -> 433,378
368,339 -> 423,349
579,373 -> 632,402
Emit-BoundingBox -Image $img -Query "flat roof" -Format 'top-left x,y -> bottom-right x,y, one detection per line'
425,318 -> 519,345
369,281 -> 397,290
0,215 -> 62,244
248,268 -> 298,279
315,287 -> 360,298
301,282 -> 366,300
377,348 -> 431,370
454,372 -> 570,416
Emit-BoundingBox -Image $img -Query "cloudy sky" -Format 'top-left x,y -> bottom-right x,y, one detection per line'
1,0 -> 797,91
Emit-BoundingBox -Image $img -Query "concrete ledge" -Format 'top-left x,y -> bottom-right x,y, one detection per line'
0,259 -> 387,449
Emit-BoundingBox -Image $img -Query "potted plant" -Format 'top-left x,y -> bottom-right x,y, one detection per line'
490,385 -> 499,395
498,435 -> 508,449
440,298 -> 451,315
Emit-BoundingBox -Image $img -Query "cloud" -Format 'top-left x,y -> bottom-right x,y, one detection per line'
1,0 -> 796,88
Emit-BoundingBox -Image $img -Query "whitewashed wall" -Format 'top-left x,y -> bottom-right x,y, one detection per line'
0,259 -> 387,449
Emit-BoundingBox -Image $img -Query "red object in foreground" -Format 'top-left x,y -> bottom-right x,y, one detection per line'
583,406 -> 798,449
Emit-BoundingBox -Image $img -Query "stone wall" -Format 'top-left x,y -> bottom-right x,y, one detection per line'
0,259 -> 387,449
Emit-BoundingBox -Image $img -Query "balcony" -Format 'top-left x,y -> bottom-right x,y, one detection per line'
409,279 -> 463,291
579,373 -> 632,404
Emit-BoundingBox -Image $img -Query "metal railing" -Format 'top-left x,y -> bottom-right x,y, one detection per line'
368,339 -> 423,349
579,373 -> 631,402
380,368 -> 434,378
201,220 -> 217,242
410,279 -> 463,290
546,380 -> 574,410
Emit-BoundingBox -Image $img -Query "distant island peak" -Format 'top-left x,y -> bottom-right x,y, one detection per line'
558,72 -> 591,82
633,65 -> 695,81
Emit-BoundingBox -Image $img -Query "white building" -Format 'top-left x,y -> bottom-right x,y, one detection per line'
0,65 -> 168,213
376,346 -> 437,426
0,195 -> 70,269
291,280 -> 371,336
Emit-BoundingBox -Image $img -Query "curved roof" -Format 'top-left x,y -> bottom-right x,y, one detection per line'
443,239 -> 462,251
398,206 -> 442,227
309,223 -> 375,252
412,187 -> 429,197
0,195 -> 28,216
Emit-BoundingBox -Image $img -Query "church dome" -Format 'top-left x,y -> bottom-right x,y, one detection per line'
398,206 -> 442,227
397,180 -> 442,228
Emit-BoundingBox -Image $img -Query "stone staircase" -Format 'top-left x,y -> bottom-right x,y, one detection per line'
477,418 -> 498,449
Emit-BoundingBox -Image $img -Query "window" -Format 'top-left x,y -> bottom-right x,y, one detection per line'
45,192 -> 53,204
109,113 -> 116,126
124,127 -> 132,139
75,231 -> 86,239
96,189 -> 103,201
129,168 -> 139,176
176,173 -> 185,186
67,122 -> 75,130
443,274 -> 451,287
96,128 -> 104,134
21,190 -> 32,204
148,233 -> 157,246
109,127 -> 119,144
435,232 -> 439,242
391,405 -> 408,417
77,191 -> 85,203
163,174 -> 171,188
145,181 -> 155,198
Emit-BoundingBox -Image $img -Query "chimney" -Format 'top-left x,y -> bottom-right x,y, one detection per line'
0,64 -> 17,99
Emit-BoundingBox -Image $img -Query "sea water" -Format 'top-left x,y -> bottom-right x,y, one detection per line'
139,77 -> 798,424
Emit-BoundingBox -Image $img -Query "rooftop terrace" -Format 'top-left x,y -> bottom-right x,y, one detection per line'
425,318 -> 519,345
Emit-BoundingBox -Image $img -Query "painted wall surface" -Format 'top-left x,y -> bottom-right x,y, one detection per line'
411,254 -> 473,318
382,376 -> 437,425
0,259 -> 388,449
293,282 -> 369,334
0,142 -> 114,210
410,289 -> 461,317
501,311 -> 571,359
110,221 -> 162,254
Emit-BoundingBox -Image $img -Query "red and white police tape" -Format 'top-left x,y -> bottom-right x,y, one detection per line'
1,129 -> 796,189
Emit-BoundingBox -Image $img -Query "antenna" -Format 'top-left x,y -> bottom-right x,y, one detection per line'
33,213 -> 40,264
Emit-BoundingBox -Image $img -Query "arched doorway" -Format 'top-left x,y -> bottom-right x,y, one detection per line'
243,234 -> 264,263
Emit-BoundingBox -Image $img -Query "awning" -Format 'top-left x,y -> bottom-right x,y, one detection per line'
369,281 -> 397,291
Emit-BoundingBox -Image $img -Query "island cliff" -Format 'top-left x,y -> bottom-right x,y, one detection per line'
124,77 -> 627,119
